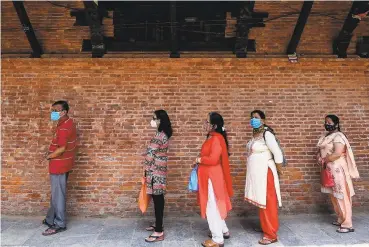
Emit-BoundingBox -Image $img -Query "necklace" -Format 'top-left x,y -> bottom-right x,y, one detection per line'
253,126 -> 265,136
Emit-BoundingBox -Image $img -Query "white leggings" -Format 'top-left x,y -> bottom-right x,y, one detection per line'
206,179 -> 229,244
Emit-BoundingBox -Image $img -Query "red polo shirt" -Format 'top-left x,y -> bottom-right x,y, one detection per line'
49,117 -> 77,174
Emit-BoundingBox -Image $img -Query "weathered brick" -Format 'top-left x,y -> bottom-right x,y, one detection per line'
1,58 -> 368,216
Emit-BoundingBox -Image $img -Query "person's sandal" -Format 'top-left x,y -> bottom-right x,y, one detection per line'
42,226 -> 67,236
258,237 -> 278,245
332,221 -> 341,226
336,227 -> 355,233
145,233 -> 164,242
42,219 -> 53,228
201,239 -> 224,247
208,231 -> 230,239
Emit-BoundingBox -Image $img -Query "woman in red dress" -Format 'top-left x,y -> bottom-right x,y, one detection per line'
195,112 -> 233,247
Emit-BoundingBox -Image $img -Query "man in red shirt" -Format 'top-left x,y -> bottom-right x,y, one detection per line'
42,101 -> 77,236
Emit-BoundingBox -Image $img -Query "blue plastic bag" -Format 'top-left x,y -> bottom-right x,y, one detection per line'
188,165 -> 198,192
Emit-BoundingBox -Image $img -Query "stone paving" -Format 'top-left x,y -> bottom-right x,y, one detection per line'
1,213 -> 369,247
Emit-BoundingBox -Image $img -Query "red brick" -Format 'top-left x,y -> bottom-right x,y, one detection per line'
1,58 -> 368,216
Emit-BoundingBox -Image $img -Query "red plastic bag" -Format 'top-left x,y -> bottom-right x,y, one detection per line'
321,166 -> 335,187
138,177 -> 151,213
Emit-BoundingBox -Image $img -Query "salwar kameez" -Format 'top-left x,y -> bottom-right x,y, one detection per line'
144,131 -> 169,233
259,169 -> 279,240
198,132 -> 233,245
318,132 -> 359,229
244,130 -> 283,240
206,179 -> 230,244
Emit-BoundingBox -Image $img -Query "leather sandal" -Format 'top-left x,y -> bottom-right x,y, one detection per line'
258,237 -> 278,245
336,227 -> 354,233
201,239 -> 224,247
145,233 -> 164,242
42,226 -> 67,236
332,221 -> 341,226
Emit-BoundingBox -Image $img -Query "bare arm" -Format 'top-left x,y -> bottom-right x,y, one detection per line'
47,146 -> 66,159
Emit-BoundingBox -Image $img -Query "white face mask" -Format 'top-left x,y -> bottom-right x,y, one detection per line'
150,120 -> 157,128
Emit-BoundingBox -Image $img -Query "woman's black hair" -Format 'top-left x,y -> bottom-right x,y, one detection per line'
325,114 -> 341,132
155,109 -> 173,138
250,109 -> 275,134
208,112 -> 230,155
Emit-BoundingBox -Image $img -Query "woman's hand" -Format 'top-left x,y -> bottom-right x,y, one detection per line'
276,163 -> 283,176
191,157 -> 201,168
322,156 -> 330,164
195,157 -> 201,164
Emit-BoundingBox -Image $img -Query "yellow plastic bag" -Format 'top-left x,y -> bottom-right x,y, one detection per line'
138,177 -> 150,214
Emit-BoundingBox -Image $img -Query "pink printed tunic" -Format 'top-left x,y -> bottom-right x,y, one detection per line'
317,132 -> 359,199
144,131 -> 169,195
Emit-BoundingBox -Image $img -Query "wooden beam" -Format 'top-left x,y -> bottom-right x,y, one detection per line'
235,1 -> 255,58
12,1 -> 43,58
82,38 -> 256,52
286,1 -> 314,55
170,1 -> 180,58
333,1 -> 368,58
84,1 -> 105,58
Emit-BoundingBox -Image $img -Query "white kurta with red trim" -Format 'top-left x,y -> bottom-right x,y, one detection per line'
244,131 -> 283,209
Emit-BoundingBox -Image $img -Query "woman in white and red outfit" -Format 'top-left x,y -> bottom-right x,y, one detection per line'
244,110 -> 283,245
195,112 -> 233,247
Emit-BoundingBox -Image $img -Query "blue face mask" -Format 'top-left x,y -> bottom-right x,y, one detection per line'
250,118 -> 262,129
51,112 -> 61,121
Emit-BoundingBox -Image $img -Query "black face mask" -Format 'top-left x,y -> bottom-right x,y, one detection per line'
325,123 -> 337,131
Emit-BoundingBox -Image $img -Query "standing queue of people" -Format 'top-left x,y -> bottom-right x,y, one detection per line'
41,101 -> 360,247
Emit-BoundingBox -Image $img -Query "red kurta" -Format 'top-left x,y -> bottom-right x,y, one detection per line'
198,132 -> 233,219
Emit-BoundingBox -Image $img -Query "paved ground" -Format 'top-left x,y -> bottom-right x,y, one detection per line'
1,213 -> 369,247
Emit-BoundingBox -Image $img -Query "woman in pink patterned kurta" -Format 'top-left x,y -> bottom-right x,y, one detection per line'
143,110 -> 173,243
317,115 -> 360,233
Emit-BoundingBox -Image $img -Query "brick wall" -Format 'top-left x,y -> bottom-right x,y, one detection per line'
2,58 -> 369,216
2,1 -> 369,55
